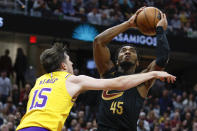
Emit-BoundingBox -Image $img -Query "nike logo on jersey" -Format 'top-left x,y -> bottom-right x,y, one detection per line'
102,90 -> 123,100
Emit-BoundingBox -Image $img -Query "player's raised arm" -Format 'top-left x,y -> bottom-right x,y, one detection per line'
143,13 -> 169,73
137,13 -> 170,98
93,7 -> 145,76
69,71 -> 175,93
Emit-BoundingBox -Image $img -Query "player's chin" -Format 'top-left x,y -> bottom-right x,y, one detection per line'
123,59 -> 136,64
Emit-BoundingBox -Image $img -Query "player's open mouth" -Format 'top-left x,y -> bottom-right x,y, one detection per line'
125,55 -> 131,59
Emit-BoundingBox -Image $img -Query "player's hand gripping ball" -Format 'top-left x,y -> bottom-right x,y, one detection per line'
136,7 -> 167,36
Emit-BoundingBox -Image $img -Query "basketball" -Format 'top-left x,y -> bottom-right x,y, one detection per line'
136,7 -> 164,36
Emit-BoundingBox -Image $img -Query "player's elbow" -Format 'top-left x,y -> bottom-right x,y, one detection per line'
93,36 -> 102,47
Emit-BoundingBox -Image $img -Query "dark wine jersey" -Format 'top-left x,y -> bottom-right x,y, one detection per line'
97,67 -> 145,131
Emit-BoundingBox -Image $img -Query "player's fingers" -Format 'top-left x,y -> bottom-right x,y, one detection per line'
159,11 -> 164,19
164,13 -> 167,19
170,75 -> 176,83
136,6 -> 145,14
164,14 -> 167,22
167,77 -> 170,83
173,76 -> 176,83
139,6 -> 146,10
171,77 -> 175,83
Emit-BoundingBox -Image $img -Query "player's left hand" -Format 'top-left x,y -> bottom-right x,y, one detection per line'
156,12 -> 168,30
128,6 -> 146,28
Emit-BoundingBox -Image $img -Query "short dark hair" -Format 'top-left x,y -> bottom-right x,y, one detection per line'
115,44 -> 138,62
40,42 -> 68,73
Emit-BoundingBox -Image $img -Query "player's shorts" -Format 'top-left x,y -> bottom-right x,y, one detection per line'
97,124 -> 118,131
18,127 -> 49,131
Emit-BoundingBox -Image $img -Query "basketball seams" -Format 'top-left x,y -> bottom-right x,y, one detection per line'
144,8 -> 153,31
139,9 -> 151,35
136,7 -> 161,36
136,10 -> 149,35
154,8 -> 156,30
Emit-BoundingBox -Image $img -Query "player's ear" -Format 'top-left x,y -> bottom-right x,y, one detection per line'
60,62 -> 67,70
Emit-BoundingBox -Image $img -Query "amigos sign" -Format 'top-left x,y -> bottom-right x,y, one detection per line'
113,33 -> 157,47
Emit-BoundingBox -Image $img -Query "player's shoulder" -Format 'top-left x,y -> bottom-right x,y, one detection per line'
67,75 -> 86,83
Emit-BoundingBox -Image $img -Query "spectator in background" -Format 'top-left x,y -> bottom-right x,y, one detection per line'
119,0 -> 133,19
184,22 -> 193,37
162,117 -> 171,131
7,114 -> 15,125
84,0 -> 99,13
68,119 -> 78,131
0,124 -> 9,131
182,91 -> 188,103
193,84 -> 197,102
193,117 -> 197,131
170,112 -> 181,129
182,112 -> 192,130
0,71 -> 12,104
14,48 -> 28,89
62,125 -> 67,131
99,0 -> 109,9
3,97 -> 16,116
137,112 -> 150,131
182,93 -> 196,110
20,83 -> 31,107
170,14 -> 181,31
85,121 -> 92,131
62,0 -> 75,16
75,7 -> 87,22
186,93 -> 196,110
173,95 -> 183,110
74,0 -> 84,14
91,119 -> 97,131
0,49 -> 12,77
100,12 -> 110,26
159,89 -> 173,115
87,8 -> 101,25
24,65 -> 36,87
48,0 -> 61,14
11,84 -> 20,106
147,110 -> 157,130
179,10 -> 189,24
7,122 -> 14,131
33,0 -> 50,17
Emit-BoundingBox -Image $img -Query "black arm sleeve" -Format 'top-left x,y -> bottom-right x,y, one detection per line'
156,26 -> 170,68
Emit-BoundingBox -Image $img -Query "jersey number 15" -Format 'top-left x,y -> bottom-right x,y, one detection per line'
29,88 -> 51,111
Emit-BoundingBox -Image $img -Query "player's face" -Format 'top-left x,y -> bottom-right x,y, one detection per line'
117,46 -> 138,65
65,54 -> 74,74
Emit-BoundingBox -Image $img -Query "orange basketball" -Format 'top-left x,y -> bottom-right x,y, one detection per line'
136,7 -> 164,36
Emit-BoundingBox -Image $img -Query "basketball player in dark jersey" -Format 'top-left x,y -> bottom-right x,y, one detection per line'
93,7 -> 170,131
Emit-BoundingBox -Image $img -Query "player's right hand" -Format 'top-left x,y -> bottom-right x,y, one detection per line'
153,71 -> 176,83
128,6 -> 145,28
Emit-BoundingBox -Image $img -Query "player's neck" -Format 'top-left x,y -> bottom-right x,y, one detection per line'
117,66 -> 135,75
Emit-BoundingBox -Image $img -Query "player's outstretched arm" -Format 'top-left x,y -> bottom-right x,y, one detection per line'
70,71 -> 175,92
93,7 -> 145,76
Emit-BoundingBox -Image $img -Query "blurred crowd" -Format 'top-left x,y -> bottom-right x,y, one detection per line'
0,48 -> 197,131
21,0 -> 197,37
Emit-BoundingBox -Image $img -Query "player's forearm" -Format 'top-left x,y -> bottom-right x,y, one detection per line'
113,72 -> 156,90
94,21 -> 131,46
156,26 -> 170,67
